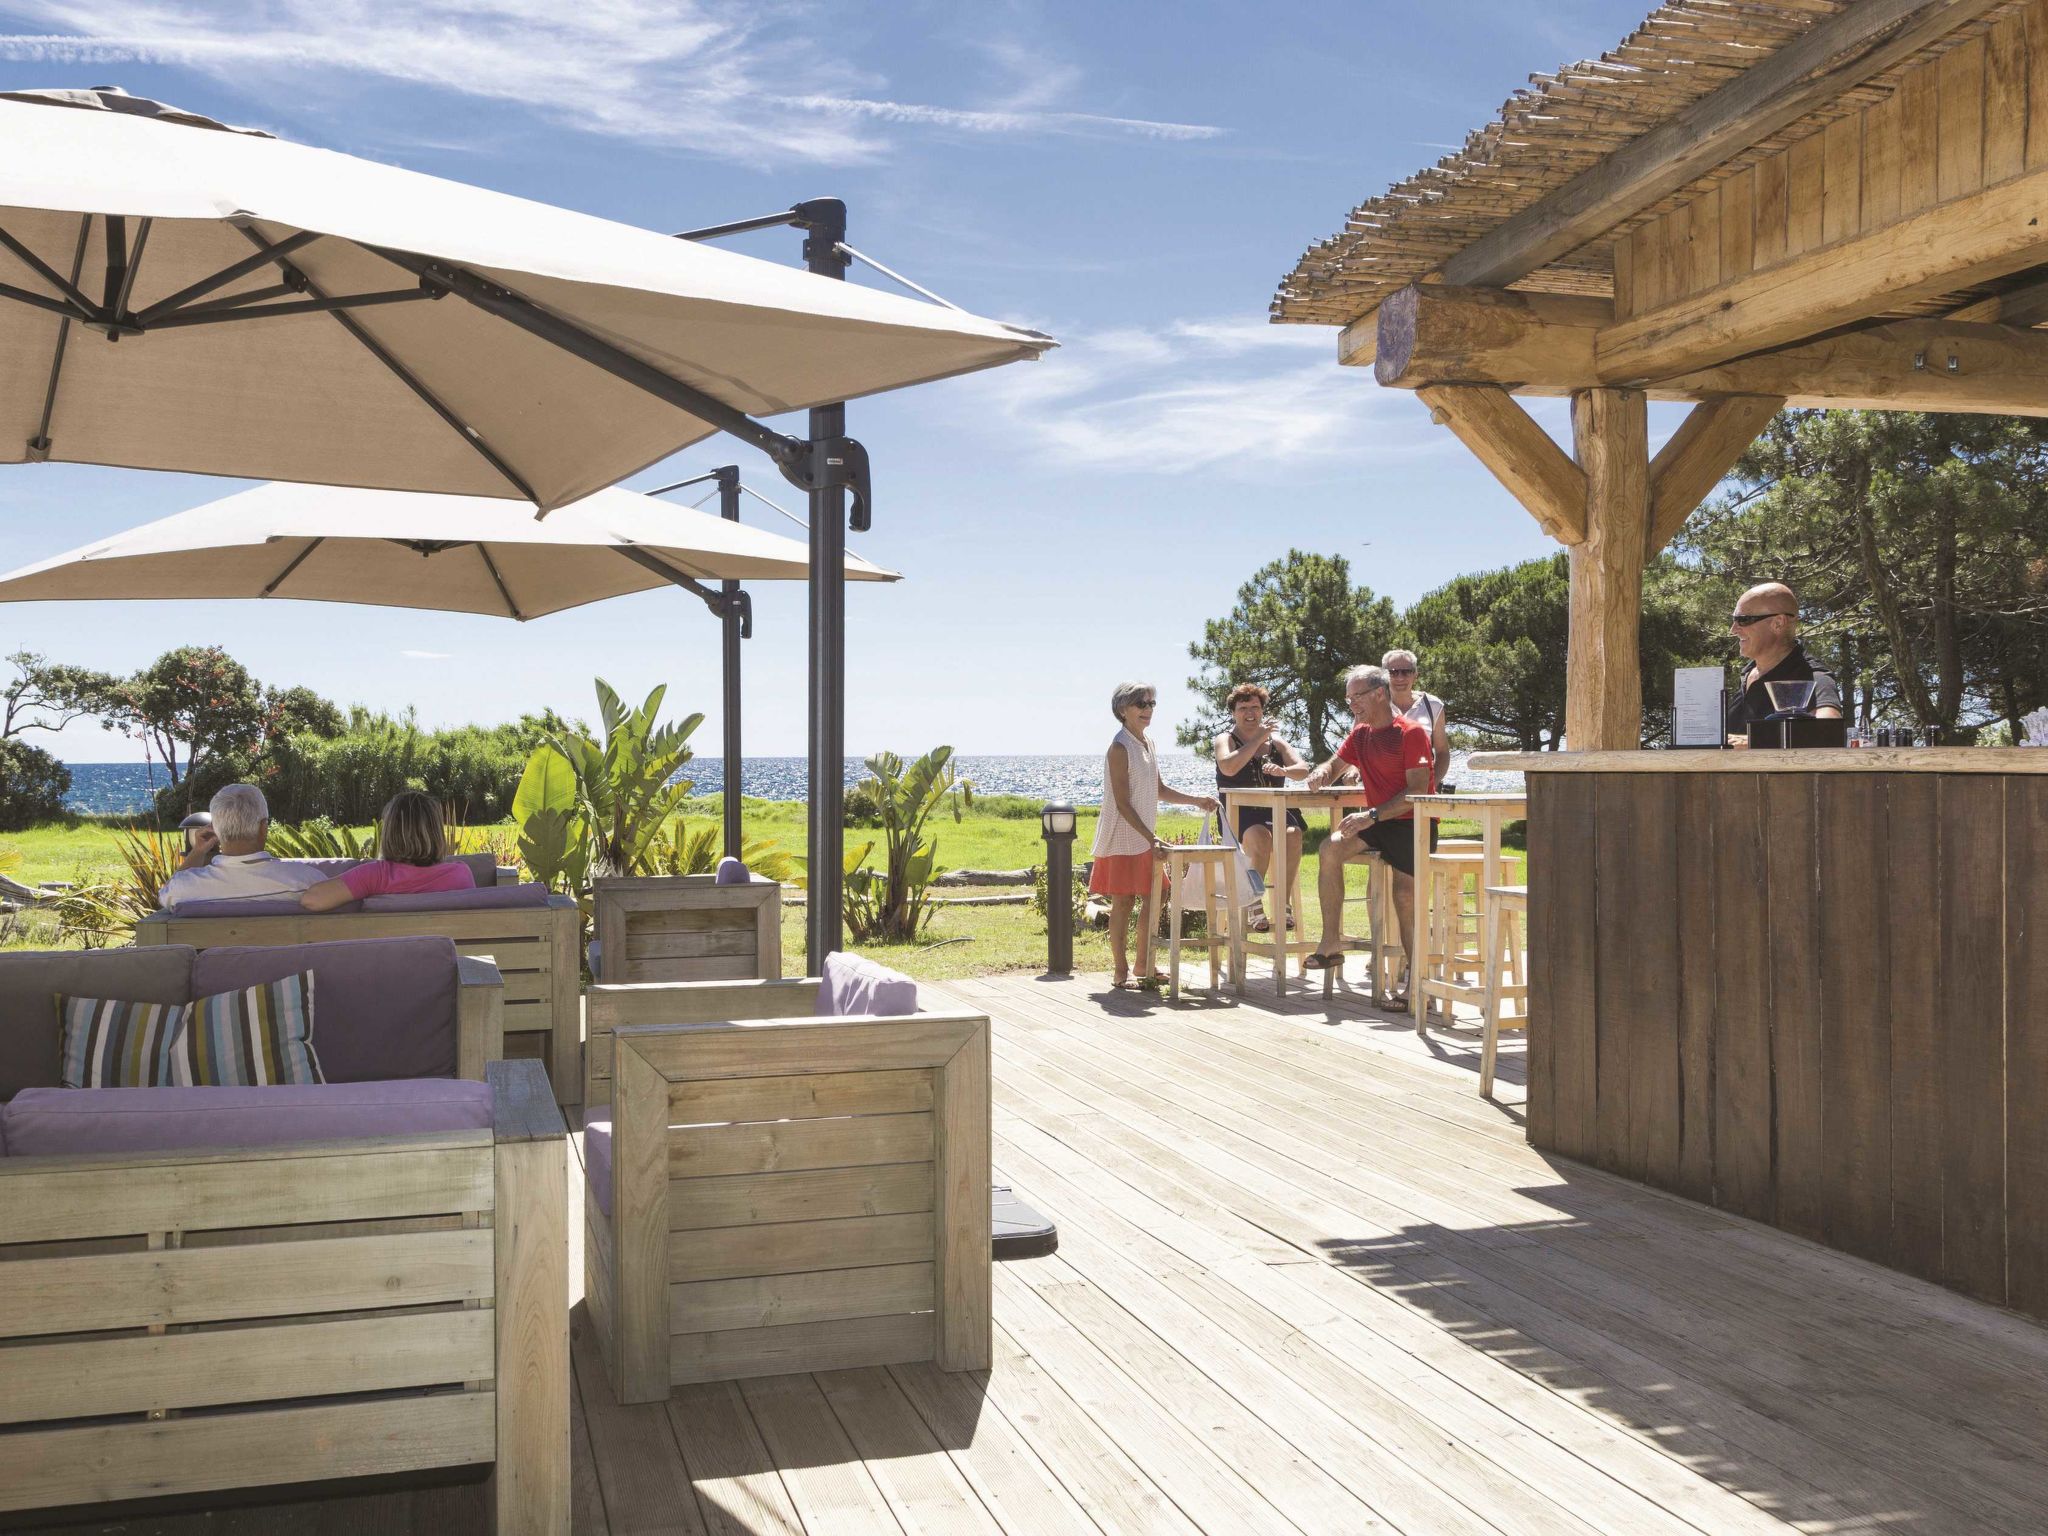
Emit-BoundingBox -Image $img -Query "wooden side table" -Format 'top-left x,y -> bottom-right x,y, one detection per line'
1409,792 -> 1527,1033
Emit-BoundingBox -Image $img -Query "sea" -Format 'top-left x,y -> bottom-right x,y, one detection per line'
59,753 -> 1525,818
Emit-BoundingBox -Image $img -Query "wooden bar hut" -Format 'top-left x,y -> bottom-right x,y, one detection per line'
1277,0 -> 2048,1319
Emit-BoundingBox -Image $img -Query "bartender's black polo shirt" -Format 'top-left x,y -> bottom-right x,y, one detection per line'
1725,642 -> 1843,733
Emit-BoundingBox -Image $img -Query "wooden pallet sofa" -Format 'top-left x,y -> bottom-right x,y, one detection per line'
0,938 -> 569,1531
582,955 -> 991,1402
135,855 -> 581,1104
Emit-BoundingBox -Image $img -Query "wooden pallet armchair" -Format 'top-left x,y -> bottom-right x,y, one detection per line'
584,975 -> 991,1403
0,1060 -> 570,1533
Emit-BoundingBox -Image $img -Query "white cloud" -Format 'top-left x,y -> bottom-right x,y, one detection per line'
950,314 -> 1445,478
0,1 -> 1222,165
400,649 -> 453,660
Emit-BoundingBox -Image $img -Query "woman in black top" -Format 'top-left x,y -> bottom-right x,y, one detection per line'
1215,683 -> 1308,932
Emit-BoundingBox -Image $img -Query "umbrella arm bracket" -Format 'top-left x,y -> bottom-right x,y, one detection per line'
775,436 -> 872,531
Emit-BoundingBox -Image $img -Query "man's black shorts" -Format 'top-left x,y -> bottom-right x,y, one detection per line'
1356,816 -> 1437,877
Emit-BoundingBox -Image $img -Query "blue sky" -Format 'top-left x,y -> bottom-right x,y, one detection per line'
0,0 -> 1683,762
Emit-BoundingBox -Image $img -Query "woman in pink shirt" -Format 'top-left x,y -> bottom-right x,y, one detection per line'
300,791 -> 476,911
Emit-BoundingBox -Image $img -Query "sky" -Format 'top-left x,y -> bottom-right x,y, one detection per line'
0,0 -> 1690,763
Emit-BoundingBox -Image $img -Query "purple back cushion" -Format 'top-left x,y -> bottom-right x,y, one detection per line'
191,937 -> 460,1082
361,882 -> 553,913
585,1118 -> 613,1218
818,952 -> 918,1017
3,1079 -> 493,1156
156,895 -> 341,918
0,947 -> 194,1099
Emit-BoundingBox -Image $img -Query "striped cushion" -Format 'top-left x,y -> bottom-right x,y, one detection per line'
183,971 -> 324,1086
57,995 -> 191,1088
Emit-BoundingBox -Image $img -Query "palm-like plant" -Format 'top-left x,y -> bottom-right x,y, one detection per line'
843,746 -> 972,943
549,681 -> 703,877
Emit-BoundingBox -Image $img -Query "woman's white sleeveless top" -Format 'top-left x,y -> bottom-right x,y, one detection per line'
1091,728 -> 1159,857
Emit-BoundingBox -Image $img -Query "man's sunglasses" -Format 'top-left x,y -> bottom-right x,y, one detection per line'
1730,612 -> 1794,627
1387,667 -> 1417,676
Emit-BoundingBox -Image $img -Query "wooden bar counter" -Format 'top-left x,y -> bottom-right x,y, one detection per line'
1471,748 -> 2048,1320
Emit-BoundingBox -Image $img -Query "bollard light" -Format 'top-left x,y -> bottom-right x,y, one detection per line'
1041,800 -> 1077,974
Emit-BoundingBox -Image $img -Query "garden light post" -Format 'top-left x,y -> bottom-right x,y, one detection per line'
1041,800 -> 1076,974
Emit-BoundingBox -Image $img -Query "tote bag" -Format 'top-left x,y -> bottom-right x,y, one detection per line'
1169,814 -> 1259,914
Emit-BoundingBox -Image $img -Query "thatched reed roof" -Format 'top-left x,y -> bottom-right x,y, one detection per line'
1273,0 -> 2027,327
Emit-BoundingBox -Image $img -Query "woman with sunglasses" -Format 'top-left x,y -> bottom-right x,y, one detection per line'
1091,682 -> 1219,990
1382,649 -> 1452,787
1725,582 -> 1842,744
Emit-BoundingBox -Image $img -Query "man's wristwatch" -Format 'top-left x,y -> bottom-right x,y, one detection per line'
1366,805 -> 1380,824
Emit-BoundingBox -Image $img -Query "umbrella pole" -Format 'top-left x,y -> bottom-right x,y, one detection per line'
717,468 -> 745,862
802,200 -> 851,971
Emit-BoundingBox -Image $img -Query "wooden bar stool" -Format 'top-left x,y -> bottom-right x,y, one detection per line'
1481,884 -> 1529,1097
1319,851 -> 1404,1006
1166,844 -> 1246,1002
1417,851 -> 1486,1034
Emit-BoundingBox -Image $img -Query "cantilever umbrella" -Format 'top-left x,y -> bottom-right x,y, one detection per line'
0,477 -> 897,854
0,87 -> 1051,506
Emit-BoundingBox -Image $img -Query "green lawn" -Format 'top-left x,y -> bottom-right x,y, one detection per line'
1,798 -> 1523,980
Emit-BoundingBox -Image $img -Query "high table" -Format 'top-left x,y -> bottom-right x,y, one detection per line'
1222,784 -> 1374,996
1407,792 -> 1527,1031
1471,747 -> 2048,1323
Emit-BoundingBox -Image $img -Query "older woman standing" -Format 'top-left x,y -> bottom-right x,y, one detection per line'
1091,681 -> 1218,990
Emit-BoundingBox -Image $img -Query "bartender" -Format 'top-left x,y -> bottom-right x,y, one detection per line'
1725,582 -> 1843,744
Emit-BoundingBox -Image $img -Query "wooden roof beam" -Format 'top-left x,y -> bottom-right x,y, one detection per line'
1598,161 -> 2048,381
1360,285 -> 1611,387
1416,384 -> 1587,544
1440,0 -> 2009,291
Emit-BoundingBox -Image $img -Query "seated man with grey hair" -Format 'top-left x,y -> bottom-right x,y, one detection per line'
158,783 -> 326,909
1298,664 -> 1437,1002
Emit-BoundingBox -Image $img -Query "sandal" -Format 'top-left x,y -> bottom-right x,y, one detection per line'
1302,952 -> 1345,973
1111,975 -> 1139,991
1248,913 -> 1273,934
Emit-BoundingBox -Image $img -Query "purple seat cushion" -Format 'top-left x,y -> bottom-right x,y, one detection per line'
585,1117 -> 613,1218
3,1079 -> 492,1157
192,937 -> 460,1082
361,883 -> 552,913
0,947 -> 194,1099
818,952 -> 918,1017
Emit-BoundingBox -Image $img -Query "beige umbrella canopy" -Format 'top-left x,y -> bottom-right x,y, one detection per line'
0,480 -> 898,618
0,87 -> 1051,509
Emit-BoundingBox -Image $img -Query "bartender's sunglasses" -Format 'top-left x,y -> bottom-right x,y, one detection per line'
1730,611 -> 1794,626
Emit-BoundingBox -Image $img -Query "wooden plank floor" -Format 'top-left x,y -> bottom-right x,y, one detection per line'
34,971 -> 2048,1534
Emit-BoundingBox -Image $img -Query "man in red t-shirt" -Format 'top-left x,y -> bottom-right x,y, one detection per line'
1300,664 -> 1436,998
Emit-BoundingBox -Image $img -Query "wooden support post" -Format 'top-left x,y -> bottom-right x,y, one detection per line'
1567,389 -> 1649,751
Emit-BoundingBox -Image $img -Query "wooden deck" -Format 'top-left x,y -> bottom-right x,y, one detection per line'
35,972 -> 2048,1535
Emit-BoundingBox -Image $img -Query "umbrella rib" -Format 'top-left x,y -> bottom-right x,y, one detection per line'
26,218 -> 92,461
474,544 -> 527,620
233,228 -> 543,505
133,230 -> 320,325
0,221 -> 98,316
109,217 -> 152,324
262,537 -> 324,596
612,546 -> 729,616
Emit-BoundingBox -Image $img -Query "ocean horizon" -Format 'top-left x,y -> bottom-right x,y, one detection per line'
59,752 -> 1525,819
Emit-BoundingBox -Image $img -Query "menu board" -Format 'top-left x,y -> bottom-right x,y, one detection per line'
1672,666 -> 1726,748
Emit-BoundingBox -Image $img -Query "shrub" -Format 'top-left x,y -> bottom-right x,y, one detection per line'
0,740 -> 70,830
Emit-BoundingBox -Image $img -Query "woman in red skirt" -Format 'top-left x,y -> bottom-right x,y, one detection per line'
1090,682 -> 1218,989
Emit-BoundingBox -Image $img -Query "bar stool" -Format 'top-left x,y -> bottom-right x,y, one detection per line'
1320,852 -> 1404,1006
1165,844 -> 1247,1001
1417,851 -> 1486,1034
1481,884 -> 1529,1097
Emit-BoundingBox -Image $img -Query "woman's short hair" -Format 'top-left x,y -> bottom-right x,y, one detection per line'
1110,681 -> 1156,723
1381,648 -> 1418,671
208,783 -> 269,843
1225,682 -> 1269,711
379,790 -> 449,867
